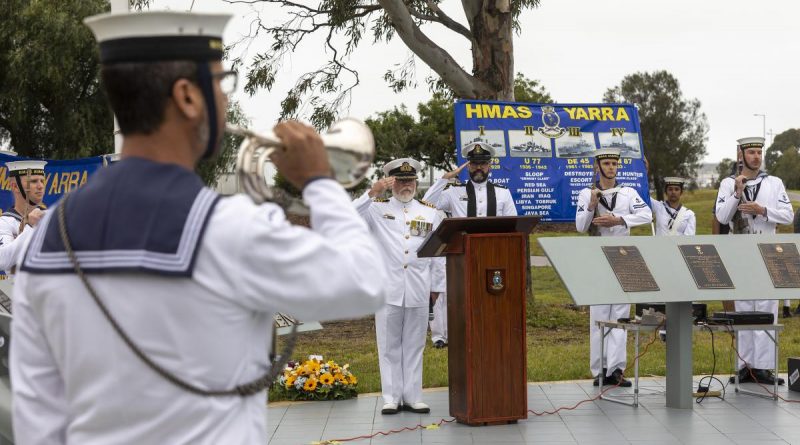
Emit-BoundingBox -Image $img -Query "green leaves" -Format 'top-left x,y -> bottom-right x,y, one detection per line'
604,70 -> 709,200
0,0 -> 112,159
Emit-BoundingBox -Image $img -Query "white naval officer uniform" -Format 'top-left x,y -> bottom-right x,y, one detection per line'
716,172 -> 793,370
576,184 -> 652,378
11,158 -> 386,445
353,192 -> 445,406
423,178 -> 518,218
429,211 -> 448,346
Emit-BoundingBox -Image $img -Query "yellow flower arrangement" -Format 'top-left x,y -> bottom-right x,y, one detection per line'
277,357 -> 359,401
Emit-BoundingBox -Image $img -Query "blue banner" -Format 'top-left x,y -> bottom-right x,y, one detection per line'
454,100 -> 650,222
0,153 -> 113,210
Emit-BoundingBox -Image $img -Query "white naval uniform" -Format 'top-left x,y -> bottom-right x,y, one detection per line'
429,221 -> 447,344
715,174 -> 794,370
422,178 -> 518,217
575,185 -> 653,378
353,193 -> 445,405
650,200 -> 696,236
11,179 -> 386,445
0,210 -> 36,275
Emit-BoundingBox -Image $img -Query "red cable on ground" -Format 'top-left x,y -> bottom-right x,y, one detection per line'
725,326 -> 800,404
321,322 -> 665,443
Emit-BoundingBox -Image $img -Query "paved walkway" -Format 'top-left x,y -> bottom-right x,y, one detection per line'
267,376 -> 800,444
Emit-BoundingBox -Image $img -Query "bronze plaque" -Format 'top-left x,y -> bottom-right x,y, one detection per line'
601,246 -> 659,292
679,244 -> 734,289
758,243 -> 800,288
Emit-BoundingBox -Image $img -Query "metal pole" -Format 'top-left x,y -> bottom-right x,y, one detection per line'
110,0 -> 129,154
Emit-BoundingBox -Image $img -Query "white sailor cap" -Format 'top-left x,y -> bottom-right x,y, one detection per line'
461,142 -> 495,161
5,160 -> 47,177
84,11 -> 232,64
737,137 -> 765,150
663,177 -> 688,188
383,158 -> 422,179
593,148 -> 621,161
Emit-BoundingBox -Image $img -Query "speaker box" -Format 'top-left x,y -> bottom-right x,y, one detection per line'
788,357 -> 800,392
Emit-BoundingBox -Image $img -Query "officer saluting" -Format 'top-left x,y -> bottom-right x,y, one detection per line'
354,158 -> 445,415
0,160 -> 47,275
423,142 -> 517,217
575,148 -> 652,387
716,136 -> 793,385
651,177 -> 696,236
11,11 -> 385,444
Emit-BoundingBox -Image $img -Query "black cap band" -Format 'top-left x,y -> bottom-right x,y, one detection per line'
99,36 -> 223,64
9,169 -> 44,178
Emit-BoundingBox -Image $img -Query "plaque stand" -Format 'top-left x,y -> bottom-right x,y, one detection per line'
665,302 -> 693,409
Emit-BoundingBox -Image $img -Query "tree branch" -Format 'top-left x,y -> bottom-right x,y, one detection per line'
410,1 -> 472,39
377,0 -> 491,98
460,0 -> 482,31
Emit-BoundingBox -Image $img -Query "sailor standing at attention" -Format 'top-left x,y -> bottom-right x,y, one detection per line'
575,148 -> 652,387
0,160 -> 47,275
650,177 -> 696,236
716,136 -> 793,385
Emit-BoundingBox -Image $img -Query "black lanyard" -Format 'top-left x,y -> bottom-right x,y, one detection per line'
466,181 -> 497,217
595,182 -> 618,212
663,202 -> 682,229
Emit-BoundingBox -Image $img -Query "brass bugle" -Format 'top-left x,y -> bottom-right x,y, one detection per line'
226,118 -> 374,205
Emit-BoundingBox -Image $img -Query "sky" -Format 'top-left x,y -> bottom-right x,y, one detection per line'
153,0 -> 800,164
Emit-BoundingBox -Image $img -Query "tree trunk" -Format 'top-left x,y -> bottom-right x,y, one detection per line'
466,0 -> 514,100
654,174 -> 664,201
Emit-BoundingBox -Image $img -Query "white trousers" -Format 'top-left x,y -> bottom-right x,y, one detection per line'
590,304 -> 630,377
375,304 -> 427,405
734,299 -> 779,370
429,293 -> 448,343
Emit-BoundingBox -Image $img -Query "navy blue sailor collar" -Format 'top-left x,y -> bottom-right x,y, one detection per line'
21,157 -> 221,277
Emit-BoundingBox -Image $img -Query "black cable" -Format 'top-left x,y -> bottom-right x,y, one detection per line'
696,325 -> 726,403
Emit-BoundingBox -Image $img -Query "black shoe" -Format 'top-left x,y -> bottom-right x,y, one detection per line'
729,366 -> 753,384
433,340 -> 446,349
592,368 -> 608,386
401,402 -> 430,413
751,369 -> 785,385
381,403 -> 399,415
783,306 -> 792,318
608,368 -> 632,388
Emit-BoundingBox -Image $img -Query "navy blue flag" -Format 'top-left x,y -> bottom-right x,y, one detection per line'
454,100 -> 651,222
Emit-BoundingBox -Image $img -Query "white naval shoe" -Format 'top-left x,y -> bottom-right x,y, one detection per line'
401,402 -> 430,413
381,403 -> 399,415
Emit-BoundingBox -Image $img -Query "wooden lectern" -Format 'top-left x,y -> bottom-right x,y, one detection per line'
419,216 -> 539,425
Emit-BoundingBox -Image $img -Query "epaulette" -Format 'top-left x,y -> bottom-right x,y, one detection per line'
444,181 -> 465,190
372,197 -> 390,203
491,182 -> 508,189
416,199 -> 437,208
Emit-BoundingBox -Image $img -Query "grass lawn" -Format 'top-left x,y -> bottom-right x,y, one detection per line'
270,189 -> 800,401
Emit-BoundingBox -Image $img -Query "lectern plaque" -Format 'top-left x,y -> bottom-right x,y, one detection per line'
601,246 -> 659,292
758,243 -> 800,288
679,244 -> 734,289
